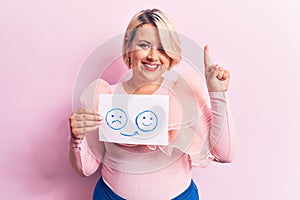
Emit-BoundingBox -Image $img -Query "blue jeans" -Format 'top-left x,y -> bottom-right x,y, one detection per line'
93,177 -> 199,200
171,179 -> 199,200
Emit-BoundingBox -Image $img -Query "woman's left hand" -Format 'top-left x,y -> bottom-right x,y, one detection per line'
204,45 -> 230,92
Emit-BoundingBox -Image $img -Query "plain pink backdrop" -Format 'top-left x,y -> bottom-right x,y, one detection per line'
1,0 -> 299,199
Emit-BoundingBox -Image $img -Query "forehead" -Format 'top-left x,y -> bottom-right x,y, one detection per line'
133,24 -> 161,44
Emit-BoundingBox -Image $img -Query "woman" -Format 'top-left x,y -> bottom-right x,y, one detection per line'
69,9 -> 236,200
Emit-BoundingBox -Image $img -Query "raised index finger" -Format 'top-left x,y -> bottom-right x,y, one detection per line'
204,45 -> 214,72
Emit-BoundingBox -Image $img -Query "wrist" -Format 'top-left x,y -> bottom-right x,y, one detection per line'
70,132 -> 84,140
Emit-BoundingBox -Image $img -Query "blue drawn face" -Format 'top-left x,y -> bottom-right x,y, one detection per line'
105,108 -> 128,130
135,110 -> 158,132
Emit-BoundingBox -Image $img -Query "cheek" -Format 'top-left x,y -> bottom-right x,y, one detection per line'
130,50 -> 147,61
160,56 -> 171,67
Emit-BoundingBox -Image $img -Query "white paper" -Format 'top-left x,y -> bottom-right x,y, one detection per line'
98,94 -> 169,145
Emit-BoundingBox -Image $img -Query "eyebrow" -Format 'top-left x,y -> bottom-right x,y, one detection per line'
137,40 -> 163,47
137,40 -> 151,44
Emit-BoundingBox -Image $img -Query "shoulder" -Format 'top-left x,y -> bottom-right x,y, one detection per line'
80,79 -> 113,109
174,72 -> 209,106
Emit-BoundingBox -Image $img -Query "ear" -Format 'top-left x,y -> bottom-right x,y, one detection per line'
125,53 -> 132,69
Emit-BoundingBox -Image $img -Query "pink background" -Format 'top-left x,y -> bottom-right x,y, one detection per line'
1,0 -> 299,199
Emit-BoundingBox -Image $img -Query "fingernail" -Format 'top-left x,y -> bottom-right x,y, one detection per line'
98,116 -> 103,120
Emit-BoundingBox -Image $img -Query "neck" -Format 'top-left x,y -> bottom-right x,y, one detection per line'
124,78 -> 164,94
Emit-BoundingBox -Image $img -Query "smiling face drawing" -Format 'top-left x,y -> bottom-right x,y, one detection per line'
105,108 -> 128,130
135,110 -> 158,132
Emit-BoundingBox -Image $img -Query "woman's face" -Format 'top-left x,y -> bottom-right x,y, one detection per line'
127,23 -> 171,84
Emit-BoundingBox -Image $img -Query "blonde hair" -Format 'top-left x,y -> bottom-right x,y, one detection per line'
122,9 -> 181,68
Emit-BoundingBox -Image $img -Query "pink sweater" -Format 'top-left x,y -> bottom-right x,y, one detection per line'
68,73 -> 236,199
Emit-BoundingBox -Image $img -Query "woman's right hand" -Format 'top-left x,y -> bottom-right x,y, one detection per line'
69,108 -> 102,140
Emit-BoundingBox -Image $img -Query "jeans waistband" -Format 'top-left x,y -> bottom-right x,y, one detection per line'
172,179 -> 199,200
93,177 -> 125,200
94,177 -> 199,200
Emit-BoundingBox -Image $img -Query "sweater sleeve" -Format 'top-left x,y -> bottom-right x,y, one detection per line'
205,92 -> 236,162
158,72 -> 236,167
68,136 -> 103,177
185,71 -> 236,164
68,79 -> 111,176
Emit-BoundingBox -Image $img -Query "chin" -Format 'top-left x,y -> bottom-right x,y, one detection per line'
141,74 -> 163,83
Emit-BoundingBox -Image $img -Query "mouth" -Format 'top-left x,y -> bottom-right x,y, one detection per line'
142,62 -> 160,72
142,122 -> 152,126
112,120 -> 122,124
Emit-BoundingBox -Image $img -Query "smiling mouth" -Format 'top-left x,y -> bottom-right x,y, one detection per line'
142,63 -> 160,72
142,122 -> 152,126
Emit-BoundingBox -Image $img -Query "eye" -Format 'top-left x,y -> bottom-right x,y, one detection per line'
143,116 -> 146,119
150,117 -> 153,120
158,45 -> 165,52
138,43 -> 151,49
111,115 -> 114,118
119,116 -> 122,118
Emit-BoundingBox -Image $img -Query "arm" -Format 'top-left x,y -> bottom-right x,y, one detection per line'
68,135 -> 102,177
207,92 -> 236,162
68,79 -> 110,176
203,45 -> 236,163
68,108 -> 104,176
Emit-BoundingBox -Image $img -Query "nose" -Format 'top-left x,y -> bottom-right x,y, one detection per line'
147,48 -> 158,61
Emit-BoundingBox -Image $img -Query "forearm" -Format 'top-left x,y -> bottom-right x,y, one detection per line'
68,136 -> 101,176
208,92 -> 236,162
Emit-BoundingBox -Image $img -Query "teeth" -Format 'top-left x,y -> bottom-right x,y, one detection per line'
144,64 -> 158,69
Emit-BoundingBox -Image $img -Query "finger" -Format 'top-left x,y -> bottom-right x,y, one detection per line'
75,108 -> 100,115
206,64 -> 219,78
70,128 -> 83,140
74,126 -> 99,135
222,70 -> 230,80
216,66 -> 225,80
204,45 -> 214,71
71,120 -> 102,129
71,113 -> 102,121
